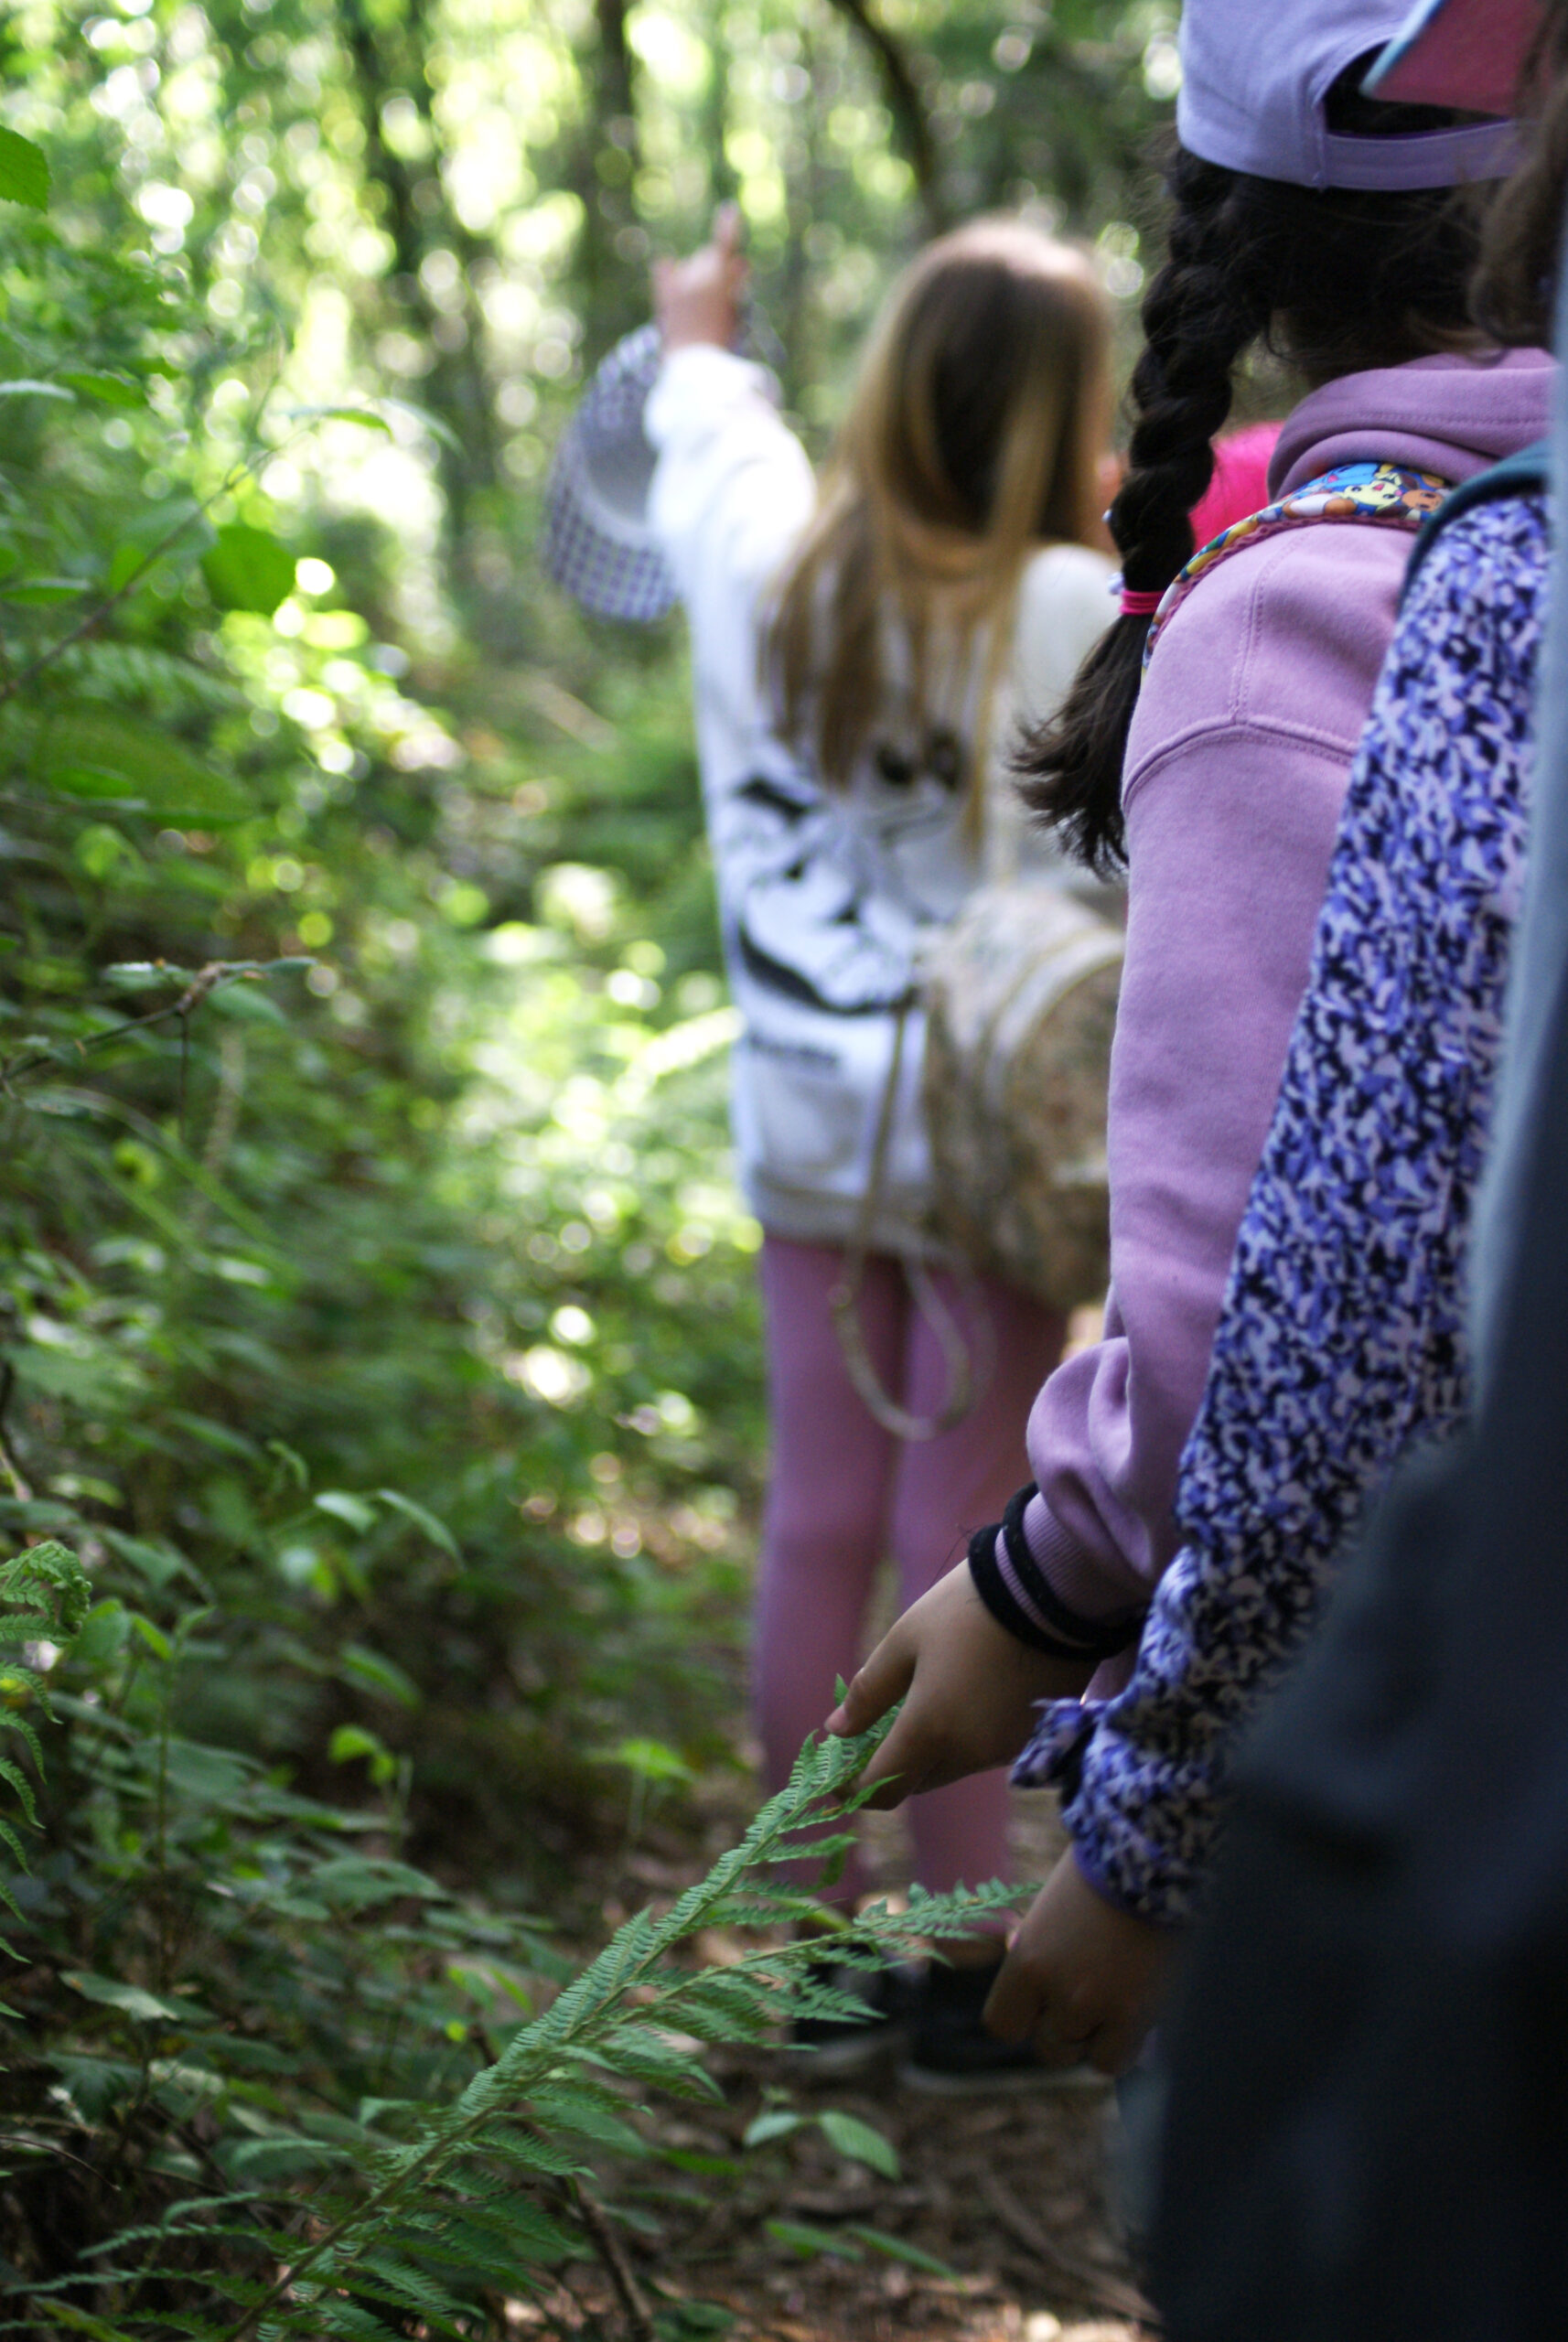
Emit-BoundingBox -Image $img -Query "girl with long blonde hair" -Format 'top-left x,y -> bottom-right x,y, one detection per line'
645,206 -> 1114,2087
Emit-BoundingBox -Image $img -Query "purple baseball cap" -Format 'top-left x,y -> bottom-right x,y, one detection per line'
1177,0 -> 1524,188
1365,0 -> 1542,118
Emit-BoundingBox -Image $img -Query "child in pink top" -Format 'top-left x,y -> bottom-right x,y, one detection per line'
1186,422 -> 1281,546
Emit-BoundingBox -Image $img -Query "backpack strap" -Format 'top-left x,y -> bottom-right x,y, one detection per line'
1143,460 -> 1452,669
1401,436 -> 1552,607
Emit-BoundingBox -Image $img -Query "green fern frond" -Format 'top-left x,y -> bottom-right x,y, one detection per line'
0,1540 -> 91,1641
0,1756 -> 39,1830
0,1707 -> 46,1772
55,639 -> 245,714
83,1706 -> 1033,2337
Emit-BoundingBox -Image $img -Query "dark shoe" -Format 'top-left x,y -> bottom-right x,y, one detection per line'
787,1961 -> 914,2079
897,1957 -> 1110,2096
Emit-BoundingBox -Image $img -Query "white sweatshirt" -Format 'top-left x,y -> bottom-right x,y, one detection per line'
645,341 -> 1113,1254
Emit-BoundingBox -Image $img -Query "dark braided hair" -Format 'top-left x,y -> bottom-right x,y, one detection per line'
1023,57 -> 1495,874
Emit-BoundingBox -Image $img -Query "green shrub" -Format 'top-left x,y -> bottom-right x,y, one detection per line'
2,1532 -> 1007,2336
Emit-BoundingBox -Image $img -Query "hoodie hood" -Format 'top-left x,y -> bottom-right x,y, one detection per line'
1270,348 -> 1556,499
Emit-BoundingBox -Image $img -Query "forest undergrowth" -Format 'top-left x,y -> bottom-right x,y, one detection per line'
0,2 -> 1174,2326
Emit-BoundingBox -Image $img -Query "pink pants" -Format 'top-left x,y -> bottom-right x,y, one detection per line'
755,1235 -> 1065,1907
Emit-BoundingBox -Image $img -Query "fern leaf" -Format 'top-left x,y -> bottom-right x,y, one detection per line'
0,1713 -> 46,1776
0,1542 -> 91,1637
280,2294 -> 397,2341
58,639 -> 244,714
0,1758 -> 38,1831
345,2251 -> 467,2333
457,2124 -> 587,2180
522,2087 -> 647,2155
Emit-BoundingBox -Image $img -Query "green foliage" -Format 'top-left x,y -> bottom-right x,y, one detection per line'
0,125 -> 49,212
9,1614 -> 1009,2335
200,526 -> 298,620
0,0 -> 1168,2320
743,2100 -> 900,2178
0,1541 -> 90,1933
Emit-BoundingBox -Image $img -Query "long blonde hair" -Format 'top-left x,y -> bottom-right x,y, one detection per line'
765,217 -> 1112,822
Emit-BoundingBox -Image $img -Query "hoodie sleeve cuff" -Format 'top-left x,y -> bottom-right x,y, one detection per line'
1023,1492 -> 1153,1628
968,1486 -> 1144,1660
1012,1684 -> 1224,1929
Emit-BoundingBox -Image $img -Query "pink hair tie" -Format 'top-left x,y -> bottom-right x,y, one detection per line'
1119,586 -> 1165,618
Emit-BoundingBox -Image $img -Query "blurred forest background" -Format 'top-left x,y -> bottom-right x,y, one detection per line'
0,0 -> 1176,2324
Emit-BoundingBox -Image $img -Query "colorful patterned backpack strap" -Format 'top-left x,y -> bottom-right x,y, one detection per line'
1142,460 -> 1452,669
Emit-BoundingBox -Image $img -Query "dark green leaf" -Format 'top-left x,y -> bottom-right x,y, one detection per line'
341,1642 -> 421,1708
765,2219 -> 863,2261
844,2226 -> 955,2276
0,127 -> 48,209
374,1488 -> 461,1558
314,1489 -> 377,1532
63,1971 -> 193,2024
309,1856 -> 446,1912
817,2109 -> 899,2179
4,579 -> 84,605
59,370 -> 145,408
32,712 -> 250,821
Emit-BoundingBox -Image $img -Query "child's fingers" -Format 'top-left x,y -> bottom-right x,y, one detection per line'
849,1706 -> 936,1807
824,1633 -> 910,1738
981,1943 -> 1045,2047
713,199 -> 744,254
1086,2004 -> 1147,2079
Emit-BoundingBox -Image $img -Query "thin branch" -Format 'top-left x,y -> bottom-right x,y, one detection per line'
0,960 -> 298,1094
978,2168 -> 1161,2331
822,0 -> 945,231
570,2179 -> 659,2342
177,1011 -> 190,1152
188,1027 -> 247,1242
0,1363 -> 31,1503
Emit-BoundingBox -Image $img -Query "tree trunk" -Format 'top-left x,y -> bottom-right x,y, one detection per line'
575,0 -> 646,366
823,0 -> 946,233
337,0 -> 499,552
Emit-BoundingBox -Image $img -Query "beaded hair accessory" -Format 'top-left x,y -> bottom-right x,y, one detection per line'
1143,460 -> 1452,668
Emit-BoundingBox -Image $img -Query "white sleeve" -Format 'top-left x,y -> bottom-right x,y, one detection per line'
1011,543 -> 1117,729
645,346 -> 818,713
986,543 -> 1116,885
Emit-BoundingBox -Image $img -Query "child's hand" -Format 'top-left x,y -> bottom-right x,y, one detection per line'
652,203 -> 748,353
983,1849 -> 1175,2076
824,1559 -> 1095,1807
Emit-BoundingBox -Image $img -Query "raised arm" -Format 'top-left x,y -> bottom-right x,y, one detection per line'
644,212 -> 816,711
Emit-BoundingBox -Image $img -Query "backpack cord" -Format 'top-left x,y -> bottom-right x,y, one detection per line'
829,997 -> 994,1441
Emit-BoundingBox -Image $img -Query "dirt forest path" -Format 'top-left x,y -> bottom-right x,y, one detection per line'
534,1784 -> 1157,2342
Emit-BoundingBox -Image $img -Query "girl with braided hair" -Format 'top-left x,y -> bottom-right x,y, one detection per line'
827,0 -> 1553,2076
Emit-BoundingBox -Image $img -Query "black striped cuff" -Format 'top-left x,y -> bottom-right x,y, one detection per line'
967,1482 -> 1141,1662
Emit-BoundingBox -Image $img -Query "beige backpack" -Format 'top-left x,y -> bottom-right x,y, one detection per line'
830,879 -> 1122,1441
921,879 -> 1122,1311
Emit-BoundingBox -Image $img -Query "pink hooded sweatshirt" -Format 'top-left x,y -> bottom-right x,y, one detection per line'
1013,349 -> 1556,1661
